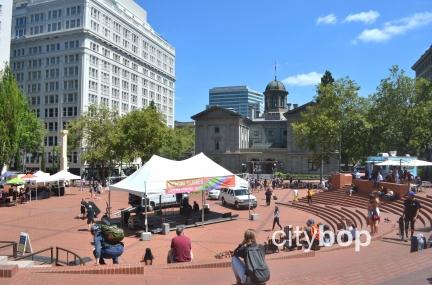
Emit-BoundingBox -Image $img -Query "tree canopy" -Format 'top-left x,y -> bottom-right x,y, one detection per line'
67,104 -> 195,179
292,66 -> 432,172
0,66 -> 44,169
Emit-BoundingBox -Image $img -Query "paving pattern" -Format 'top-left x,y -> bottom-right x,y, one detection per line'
1,184 -> 431,284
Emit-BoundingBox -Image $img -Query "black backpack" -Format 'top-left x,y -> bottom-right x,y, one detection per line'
245,245 -> 270,284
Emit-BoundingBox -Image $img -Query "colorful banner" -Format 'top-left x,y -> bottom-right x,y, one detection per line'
166,175 -> 235,194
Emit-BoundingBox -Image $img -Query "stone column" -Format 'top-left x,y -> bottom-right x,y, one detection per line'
60,130 -> 68,171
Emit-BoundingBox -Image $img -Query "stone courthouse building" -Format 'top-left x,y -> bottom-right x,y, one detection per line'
191,78 -> 338,175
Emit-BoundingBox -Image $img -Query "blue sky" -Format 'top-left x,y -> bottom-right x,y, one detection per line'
139,0 -> 432,122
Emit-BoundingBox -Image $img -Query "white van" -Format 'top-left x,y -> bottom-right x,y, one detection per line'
219,187 -> 257,209
128,193 -> 184,211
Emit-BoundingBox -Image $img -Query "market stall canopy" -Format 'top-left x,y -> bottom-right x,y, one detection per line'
0,171 -> 18,180
109,152 -> 248,196
375,160 -> 406,166
21,173 -> 35,182
49,170 -> 81,181
402,159 -> 432,167
6,177 -> 26,185
33,170 -> 50,177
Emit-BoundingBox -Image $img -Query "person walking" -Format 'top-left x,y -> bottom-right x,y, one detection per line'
307,187 -> 313,206
80,198 -> 86,219
87,204 -> 95,231
403,191 -> 421,242
272,206 -> 282,231
292,189 -> 299,204
265,188 -> 272,206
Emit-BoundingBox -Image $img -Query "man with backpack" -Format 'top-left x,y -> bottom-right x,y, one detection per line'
232,229 -> 270,285
91,224 -> 124,265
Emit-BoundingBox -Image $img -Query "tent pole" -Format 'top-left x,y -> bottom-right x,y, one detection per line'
144,181 -> 148,232
201,191 -> 205,226
108,179 -> 111,219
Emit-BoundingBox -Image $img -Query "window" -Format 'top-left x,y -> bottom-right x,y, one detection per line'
215,141 -> 220,151
308,159 -> 318,171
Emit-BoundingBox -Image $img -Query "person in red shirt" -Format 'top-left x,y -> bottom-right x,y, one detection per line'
168,226 -> 193,263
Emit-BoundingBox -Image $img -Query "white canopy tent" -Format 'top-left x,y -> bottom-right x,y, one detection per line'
48,170 -> 81,181
375,160 -> 405,166
33,170 -> 50,177
109,153 -> 249,232
403,159 -> 432,167
109,152 -> 248,195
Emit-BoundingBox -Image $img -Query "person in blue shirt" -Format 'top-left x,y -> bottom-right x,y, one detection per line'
91,225 -> 124,265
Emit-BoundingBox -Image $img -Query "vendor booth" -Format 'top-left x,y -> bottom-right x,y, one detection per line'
110,153 -> 248,232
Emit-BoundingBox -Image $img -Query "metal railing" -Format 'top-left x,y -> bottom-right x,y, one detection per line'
0,241 -> 17,257
14,247 -> 54,265
5,245 -> 85,266
56,247 -> 85,266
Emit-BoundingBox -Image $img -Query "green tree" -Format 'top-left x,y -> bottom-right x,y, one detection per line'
0,66 -> 44,169
67,104 -> 119,180
292,74 -> 370,176
367,66 -> 417,155
117,106 -> 168,164
410,78 -> 432,157
160,125 -> 195,160
321,70 -> 335,86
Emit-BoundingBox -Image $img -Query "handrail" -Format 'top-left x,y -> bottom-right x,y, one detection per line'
14,247 -> 54,265
56,247 -> 85,266
0,241 -> 17,257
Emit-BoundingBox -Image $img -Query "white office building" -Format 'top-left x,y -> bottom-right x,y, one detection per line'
0,0 -> 13,65
10,0 -> 176,174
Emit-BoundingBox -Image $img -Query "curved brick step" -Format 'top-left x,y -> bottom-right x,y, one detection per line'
277,202 -> 339,232
299,196 -> 376,212
326,205 -> 363,229
340,207 -> 366,229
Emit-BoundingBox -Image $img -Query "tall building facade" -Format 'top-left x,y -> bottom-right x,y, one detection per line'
10,0 -> 175,174
209,86 -> 264,119
0,0 -> 13,65
412,45 -> 432,80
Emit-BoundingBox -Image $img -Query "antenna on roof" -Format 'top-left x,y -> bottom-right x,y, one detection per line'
274,61 -> 277,80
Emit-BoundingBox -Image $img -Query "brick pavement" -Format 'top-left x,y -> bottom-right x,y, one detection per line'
1,185 -> 431,284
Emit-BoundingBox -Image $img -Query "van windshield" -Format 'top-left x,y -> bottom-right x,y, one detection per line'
234,189 -> 249,196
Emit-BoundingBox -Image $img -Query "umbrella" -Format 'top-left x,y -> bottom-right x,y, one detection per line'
21,174 -> 35,181
6,177 -> 26,185
402,159 -> 432,167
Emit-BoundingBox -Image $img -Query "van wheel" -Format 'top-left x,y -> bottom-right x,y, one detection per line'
235,202 -> 240,209
221,198 -> 226,205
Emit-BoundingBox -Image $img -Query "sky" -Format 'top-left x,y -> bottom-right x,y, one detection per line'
139,0 -> 432,122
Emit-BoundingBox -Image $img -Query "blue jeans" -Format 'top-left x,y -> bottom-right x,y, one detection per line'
94,244 -> 124,264
232,256 -> 253,284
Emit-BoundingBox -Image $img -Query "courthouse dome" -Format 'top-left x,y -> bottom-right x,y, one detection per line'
265,80 -> 286,92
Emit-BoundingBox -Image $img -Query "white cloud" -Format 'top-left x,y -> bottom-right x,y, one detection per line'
344,10 -> 380,24
356,12 -> 432,43
283,72 -> 323,86
316,14 -> 337,25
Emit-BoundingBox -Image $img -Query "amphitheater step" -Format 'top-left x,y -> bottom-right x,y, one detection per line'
0,256 -> 8,264
4,260 -> 35,268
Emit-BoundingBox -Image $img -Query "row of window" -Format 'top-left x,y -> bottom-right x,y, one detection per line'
89,6 -> 174,74
29,93 -> 78,106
